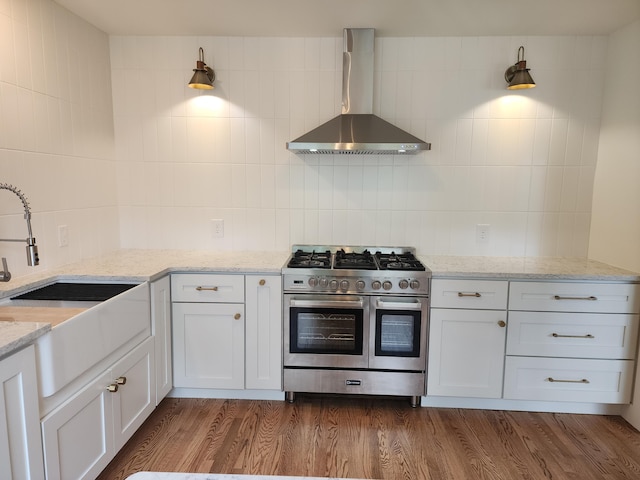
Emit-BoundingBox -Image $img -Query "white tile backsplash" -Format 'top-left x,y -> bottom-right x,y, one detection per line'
0,0 -> 618,280
0,0 -> 118,280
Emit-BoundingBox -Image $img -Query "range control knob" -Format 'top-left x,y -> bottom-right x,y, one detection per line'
382,281 -> 393,291
371,280 -> 382,290
308,277 -> 318,287
329,279 -> 339,290
319,277 -> 329,288
355,280 -> 366,291
410,279 -> 421,290
339,280 -> 350,291
399,279 -> 409,289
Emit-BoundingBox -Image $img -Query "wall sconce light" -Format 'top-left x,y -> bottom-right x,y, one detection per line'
504,46 -> 535,90
188,47 -> 215,90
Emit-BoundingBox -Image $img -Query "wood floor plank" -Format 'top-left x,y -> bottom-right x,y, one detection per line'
96,395 -> 640,480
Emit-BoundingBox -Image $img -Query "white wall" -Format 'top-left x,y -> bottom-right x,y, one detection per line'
110,35 -> 607,255
590,19 -> 640,430
589,20 -> 640,272
0,0 -> 620,283
0,0 -> 118,280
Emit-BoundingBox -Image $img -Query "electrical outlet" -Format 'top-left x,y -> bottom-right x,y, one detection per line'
212,219 -> 224,238
58,225 -> 69,247
476,224 -> 490,244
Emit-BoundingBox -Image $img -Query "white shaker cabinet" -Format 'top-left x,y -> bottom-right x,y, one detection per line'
41,337 -> 155,480
172,274 -> 245,390
245,275 -> 282,390
171,273 -> 283,392
504,281 -> 640,404
0,345 -> 45,480
151,276 -> 172,404
428,279 -> 509,398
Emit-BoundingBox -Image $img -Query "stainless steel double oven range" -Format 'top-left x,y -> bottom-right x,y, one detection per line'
282,245 -> 431,407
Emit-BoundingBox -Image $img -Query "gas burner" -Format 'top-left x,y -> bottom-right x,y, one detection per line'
287,249 -> 332,269
334,249 -> 377,270
375,251 -> 426,271
283,245 -> 431,296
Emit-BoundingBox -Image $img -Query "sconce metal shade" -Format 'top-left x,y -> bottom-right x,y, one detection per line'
188,47 -> 215,90
505,46 -> 535,90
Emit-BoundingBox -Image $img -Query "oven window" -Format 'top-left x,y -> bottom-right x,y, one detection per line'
375,311 -> 421,357
290,308 -> 363,355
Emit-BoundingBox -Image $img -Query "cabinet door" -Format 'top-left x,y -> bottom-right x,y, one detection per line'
0,345 -> 45,480
245,275 -> 282,390
41,370 -> 114,480
112,337 -> 156,451
428,309 -> 507,398
151,276 -> 172,403
173,302 -> 245,389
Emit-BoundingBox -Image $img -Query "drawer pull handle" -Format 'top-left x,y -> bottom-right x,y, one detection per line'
497,320 -> 506,328
552,333 -> 594,339
259,279 -> 266,286
115,376 -> 127,385
553,295 -> 597,301
547,377 -> 590,384
196,286 -> 218,291
458,292 -> 481,297
234,313 -> 241,320
106,384 -> 119,393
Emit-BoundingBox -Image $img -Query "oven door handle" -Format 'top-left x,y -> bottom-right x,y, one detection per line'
289,299 -> 364,308
375,299 -> 423,310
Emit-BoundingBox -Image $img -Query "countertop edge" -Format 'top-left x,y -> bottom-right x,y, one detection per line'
0,322 -> 51,360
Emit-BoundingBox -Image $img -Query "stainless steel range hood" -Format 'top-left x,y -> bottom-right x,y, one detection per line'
287,28 -> 431,155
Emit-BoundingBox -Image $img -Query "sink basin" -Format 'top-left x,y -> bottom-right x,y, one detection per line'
2,282 -> 138,309
11,282 -> 137,302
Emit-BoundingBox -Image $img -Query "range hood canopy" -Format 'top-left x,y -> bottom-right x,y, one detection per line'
287,28 -> 431,155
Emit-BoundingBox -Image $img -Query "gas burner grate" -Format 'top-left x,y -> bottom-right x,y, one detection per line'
287,249 -> 332,269
334,249 -> 377,270
375,251 -> 426,271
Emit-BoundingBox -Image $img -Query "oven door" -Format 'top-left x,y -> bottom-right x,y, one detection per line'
284,294 -> 369,369
369,296 -> 428,371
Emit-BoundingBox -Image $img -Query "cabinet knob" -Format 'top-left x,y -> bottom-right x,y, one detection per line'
116,376 -> 127,385
497,320 -> 506,328
259,279 -> 266,286
106,384 -> 119,393
234,313 -> 241,320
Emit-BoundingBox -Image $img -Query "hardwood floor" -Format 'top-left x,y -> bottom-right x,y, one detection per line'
97,395 -> 640,479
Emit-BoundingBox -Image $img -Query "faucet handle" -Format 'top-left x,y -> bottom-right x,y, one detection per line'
0,257 -> 11,282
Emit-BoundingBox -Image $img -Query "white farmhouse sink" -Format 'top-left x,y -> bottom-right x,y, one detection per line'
2,282 -> 151,397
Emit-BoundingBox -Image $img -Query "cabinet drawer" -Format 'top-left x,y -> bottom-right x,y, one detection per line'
506,311 -> 639,359
503,356 -> 634,404
509,282 -> 640,313
171,274 -> 244,303
431,279 -> 508,310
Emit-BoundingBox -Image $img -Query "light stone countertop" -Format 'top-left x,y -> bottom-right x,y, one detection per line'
0,249 -> 292,299
1,249 -> 638,360
422,255 -> 640,281
0,320 -> 50,359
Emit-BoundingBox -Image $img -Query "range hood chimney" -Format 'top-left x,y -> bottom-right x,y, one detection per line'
287,28 -> 431,155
